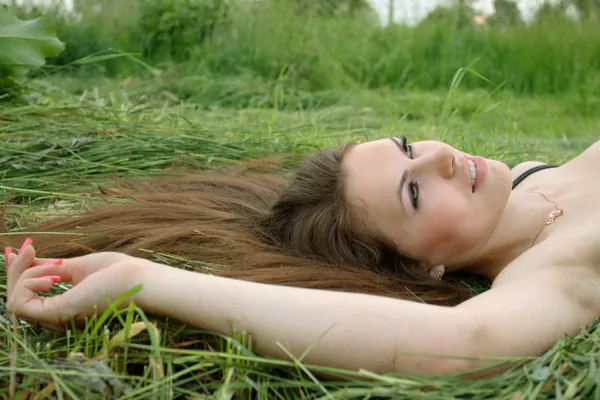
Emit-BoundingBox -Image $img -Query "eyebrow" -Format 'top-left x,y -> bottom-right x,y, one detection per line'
389,137 -> 409,214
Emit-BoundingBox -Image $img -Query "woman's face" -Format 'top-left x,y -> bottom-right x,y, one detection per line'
341,137 -> 513,269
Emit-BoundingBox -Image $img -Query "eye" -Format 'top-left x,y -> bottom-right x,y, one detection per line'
398,136 -> 418,209
408,181 -> 419,209
400,136 -> 413,159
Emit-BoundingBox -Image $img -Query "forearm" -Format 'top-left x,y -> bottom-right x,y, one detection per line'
135,261 -> 475,376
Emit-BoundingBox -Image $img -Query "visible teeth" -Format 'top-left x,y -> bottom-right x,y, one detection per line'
468,159 -> 476,188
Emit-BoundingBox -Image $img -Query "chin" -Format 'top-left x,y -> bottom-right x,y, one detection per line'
489,160 -> 512,186
489,158 -> 509,171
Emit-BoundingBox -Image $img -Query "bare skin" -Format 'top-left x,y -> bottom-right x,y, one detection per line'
5,139 -> 600,378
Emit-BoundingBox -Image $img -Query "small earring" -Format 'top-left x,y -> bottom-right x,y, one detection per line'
438,270 -> 443,280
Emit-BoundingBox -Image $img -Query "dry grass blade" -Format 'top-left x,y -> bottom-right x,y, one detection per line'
93,321 -> 150,361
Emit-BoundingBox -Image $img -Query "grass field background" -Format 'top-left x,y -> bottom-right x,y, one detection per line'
1,0 -> 600,398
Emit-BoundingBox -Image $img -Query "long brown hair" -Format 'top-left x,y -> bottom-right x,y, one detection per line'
1,145 -> 473,305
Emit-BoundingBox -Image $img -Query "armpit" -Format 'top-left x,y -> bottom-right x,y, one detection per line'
566,274 -> 600,314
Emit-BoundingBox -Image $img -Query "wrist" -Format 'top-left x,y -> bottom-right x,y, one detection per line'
128,258 -> 170,316
125,259 -> 230,332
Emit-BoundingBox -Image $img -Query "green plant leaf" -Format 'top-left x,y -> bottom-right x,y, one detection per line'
0,6 -> 65,79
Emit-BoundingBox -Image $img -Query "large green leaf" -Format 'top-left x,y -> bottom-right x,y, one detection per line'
0,6 -> 65,80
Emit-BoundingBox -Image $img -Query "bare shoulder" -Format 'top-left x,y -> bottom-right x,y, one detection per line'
582,139 -> 600,154
510,161 -> 547,181
569,139 -> 600,165
510,139 -> 600,178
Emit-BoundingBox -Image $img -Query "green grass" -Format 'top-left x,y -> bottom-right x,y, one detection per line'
0,72 -> 599,399
8,0 -> 600,98
3,2 -> 600,397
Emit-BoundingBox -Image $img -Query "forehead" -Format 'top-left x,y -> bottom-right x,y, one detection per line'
344,138 -> 399,169
341,138 -> 406,226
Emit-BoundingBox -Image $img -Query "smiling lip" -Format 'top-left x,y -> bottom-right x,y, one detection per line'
466,156 -> 487,192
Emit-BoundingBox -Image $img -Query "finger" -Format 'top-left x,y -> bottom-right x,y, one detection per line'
38,252 -> 128,282
7,254 -> 54,268
23,276 -> 60,293
30,257 -> 65,267
7,281 -> 67,332
6,253 -> 65,293
6,238 -> 34,265
8,254 -> 71,281
4,247 -> 12,268
5,247 -> 52,273
6,240 -> 36,295
10,251 -> 129,288
26,257 -> 79,283
10,276 -> 100,331
21,260 -> 68,282
8,250 -> 85,284
17,238 -> 32,256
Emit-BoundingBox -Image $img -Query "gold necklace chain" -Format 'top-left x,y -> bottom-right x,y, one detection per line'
528,191 -> 564,249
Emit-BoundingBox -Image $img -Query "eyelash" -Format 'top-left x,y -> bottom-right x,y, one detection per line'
400,135 -> 413,159
400,136 -> 419,209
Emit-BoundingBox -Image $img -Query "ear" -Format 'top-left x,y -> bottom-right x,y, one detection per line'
428,264 -> 445,280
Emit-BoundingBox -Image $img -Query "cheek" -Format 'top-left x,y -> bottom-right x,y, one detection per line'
414,198 -> 473,255
415,216 -> 457,254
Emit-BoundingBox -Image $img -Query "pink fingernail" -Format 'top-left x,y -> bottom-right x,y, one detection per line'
42,275 -> 62,282
18,238 -> 32,255
40,259 -> 63,268
4,247 -> 11,266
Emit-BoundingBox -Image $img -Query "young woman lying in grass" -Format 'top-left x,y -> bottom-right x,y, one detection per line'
4,137 -> 600,379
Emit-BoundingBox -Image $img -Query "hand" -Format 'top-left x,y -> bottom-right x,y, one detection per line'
5,239 -> 144,331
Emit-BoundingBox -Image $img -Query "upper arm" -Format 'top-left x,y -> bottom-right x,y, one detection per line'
456,270 -> 599,366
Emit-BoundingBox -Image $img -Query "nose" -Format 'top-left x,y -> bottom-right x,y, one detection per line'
411,146 -> 455,179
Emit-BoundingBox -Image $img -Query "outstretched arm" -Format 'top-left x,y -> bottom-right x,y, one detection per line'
7,246 -> 599,378
134,260 -> 599,377
137,261 -> 475,376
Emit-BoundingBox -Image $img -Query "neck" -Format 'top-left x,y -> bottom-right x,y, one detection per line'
458,191 -> 562,280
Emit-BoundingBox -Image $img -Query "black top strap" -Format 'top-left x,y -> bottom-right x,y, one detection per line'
512,164 -> 559,189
